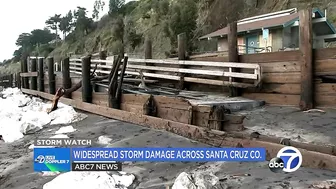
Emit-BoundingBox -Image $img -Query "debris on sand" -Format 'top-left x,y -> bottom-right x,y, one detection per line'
310,179 -> 336,189
55,126 -> 77,134
98,136 -> 113,145
0,88 -> 86,143
172,172 -> 219,189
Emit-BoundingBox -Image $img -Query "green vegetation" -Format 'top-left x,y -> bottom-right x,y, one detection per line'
1,0 -> 336,75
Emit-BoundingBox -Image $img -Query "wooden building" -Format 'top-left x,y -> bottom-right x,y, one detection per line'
199,8 -> 336,54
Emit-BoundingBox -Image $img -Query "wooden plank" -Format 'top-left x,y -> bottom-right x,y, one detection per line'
21,88 -> 336,172
92,92 -> 108,107
72,91 -> 82,101
20,72 -> 38,77
239,50 -> 300,63
190,56 -> 229,62
154,96 -> 192,124
258,61 -> 300,73
299,8 -> 314,110
120,94 -> 151,115
315,94 -> 336,107
314,47 -> 336,60
126,65 -> 258,79
244,83 -> 301,94
128,58 -> 259,69
315,59 -> 336,73
262,72 -> 301,83
242,93 -> 300,106
315,83 -> 336,95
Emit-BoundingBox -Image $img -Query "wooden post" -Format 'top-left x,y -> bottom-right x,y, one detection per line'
38,58 -> 44,92
99,50 -> 107,60
47,57 -> 56,94
145,39 -> 152,59
82,56 -> 92,103
116,56 -> 128,108
16,72 -> 21,89
22,57 -> 29,89
228,21 -> 240,97
62,57 -> 72,98
9,74 -> 14,87
31,58 -> 37,90
178,33 -> 187,90
299,9 -> 314,110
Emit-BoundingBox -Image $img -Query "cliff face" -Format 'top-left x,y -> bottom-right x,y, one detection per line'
49,0 -> 336,59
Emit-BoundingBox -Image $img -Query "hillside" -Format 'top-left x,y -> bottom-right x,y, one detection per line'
1,0 -> 336,75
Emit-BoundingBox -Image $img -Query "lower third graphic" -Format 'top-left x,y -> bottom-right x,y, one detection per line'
34,148 -> 71,172
268,146 -> 302,173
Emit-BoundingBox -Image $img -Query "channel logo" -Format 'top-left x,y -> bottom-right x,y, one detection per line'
268,146 -> 302,173
35,155 -> 45,163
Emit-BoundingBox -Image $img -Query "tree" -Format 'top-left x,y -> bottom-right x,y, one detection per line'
14,29 -> 57,60
59,11 -> 74,39
163,0 -> 198,51
74,7 -> 93,36
109,0 -> 125,15
45,14 -> 62,39
92,0 -> 106,21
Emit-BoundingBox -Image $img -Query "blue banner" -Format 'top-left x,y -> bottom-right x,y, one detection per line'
34,148 -> 71,172
71,147 -> 266,162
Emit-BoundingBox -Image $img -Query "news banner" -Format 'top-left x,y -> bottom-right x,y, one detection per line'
33,138 -> 268,172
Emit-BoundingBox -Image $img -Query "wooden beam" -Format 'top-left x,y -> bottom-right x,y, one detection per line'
82,56 -> 92,103
22,57 -> 29,89
62,57 -> 72,98
128,59 -> 260,69
38,58 -> 44,92
20,72 -> 38,77
47,57 -> 56,95
30,58 -> 37,90
299,9 -> 314,110
227,21 -> 240,97
20,88 -> 336,172
178,33 -> 187,89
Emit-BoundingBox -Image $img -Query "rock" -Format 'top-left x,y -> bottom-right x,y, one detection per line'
172,172 -> 219,189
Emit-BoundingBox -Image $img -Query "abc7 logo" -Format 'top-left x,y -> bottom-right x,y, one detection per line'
268,146 -> 302,173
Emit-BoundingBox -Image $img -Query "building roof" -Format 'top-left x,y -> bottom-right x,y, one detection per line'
199,8 -> 336,40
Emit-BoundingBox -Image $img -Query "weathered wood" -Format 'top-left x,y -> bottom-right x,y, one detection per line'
16,72 -> 21,89
22,57 -> 29,88
30,58 -> 37,90
92,92 -> 108,107
108,56 -> 122,108
120,94 -> 151,115
21,88 -> 336,172
128,58 -> 259,69
178,33 -> 187,89
99,50 -> 107,60
62,57 -> 72,98
20,72 -> 38,77
47,57 -> 56,94
38,58 -> 44,92
262,72 -> 301,84
242,93 -> 300,105
258,61 -> 300,73
82,56 -> 92,103
299,9 -> 314,110
239,50 -> 300,63
115,57 -> 128,108
314,47 -> 336,60
244,83 -> 301,94
154,95 -> 193,124
126,65 -> 257,79
227,21 -> 240,97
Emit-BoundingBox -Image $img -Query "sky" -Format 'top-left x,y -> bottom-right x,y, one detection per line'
0,0 -> 113,61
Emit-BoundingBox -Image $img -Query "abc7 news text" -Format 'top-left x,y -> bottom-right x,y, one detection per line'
72,162 -> 122,171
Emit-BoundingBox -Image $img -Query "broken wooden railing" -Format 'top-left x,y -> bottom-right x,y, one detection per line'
69,58 -> 262,88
